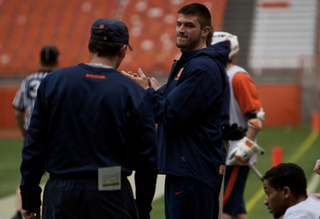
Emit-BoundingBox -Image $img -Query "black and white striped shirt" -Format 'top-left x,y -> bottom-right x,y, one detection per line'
12,71 -> 51,130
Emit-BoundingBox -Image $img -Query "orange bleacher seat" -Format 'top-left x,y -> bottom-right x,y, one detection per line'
119,0 -> 227,76
0,0 -> 227,78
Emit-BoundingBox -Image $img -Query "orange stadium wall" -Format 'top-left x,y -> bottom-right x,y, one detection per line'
0,85 -> 20,128
0,84 -> 301,128
256,84 -> 301,126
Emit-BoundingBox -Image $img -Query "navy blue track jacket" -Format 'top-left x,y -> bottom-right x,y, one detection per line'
146,48 -> 227,195
20,64 -> 158,213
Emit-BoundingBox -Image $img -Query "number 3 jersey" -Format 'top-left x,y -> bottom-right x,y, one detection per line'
12,71 -> 51,130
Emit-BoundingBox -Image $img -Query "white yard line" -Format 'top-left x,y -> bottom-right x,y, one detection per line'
128,173 -> 165,200
307,173 -> 320,195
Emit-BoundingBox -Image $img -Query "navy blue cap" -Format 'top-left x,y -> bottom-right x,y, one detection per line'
91,19 -> 132,51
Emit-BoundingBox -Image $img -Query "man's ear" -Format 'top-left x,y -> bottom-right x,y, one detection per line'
118,45 -> 127,58
283,186 -> 291,199
202,26 -> 211,38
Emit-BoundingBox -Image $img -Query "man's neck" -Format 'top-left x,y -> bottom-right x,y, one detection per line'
294,196 -> 308,205
40,66 -> 56,72
287,195 -> 308,212
226,62 -> 235,71
180,40 -> 207,52
89,54 -> 116,69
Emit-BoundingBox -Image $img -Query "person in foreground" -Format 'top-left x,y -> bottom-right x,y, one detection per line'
263,163 -> 320,218
20,18 -> 158,219
11,44 -> 60,219
122,3 -> 227,219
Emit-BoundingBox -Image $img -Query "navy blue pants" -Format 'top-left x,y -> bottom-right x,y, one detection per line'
42,177 -> 138,219
165,175 -> 219,219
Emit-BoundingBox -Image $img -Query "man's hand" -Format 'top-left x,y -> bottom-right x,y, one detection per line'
314,159 -> 320,175
221,123 -> 247,141
121,68 -> 150,90
149,77 -> 162,90
22,208 -> 41,219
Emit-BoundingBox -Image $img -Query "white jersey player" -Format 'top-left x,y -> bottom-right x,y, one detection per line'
211,31 -> 265,219
264,163 -> 320,219
12,45 -> 59,138
284,193 -> 320,218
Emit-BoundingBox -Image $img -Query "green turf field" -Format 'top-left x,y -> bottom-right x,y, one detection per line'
1,127 -> 319,219
150,126 -> 320,219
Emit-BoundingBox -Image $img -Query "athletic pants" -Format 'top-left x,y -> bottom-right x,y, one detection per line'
42,177 -> 138,219
165,175 -> 219,219
223,165 -> 250,216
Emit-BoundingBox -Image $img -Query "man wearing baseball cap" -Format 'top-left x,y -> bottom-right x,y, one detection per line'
20,18 -> 158,219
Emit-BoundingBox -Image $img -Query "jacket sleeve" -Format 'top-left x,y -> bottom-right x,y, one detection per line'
146,65 -> 225,127
20,79 -> 49,210
131,93 -> 158,219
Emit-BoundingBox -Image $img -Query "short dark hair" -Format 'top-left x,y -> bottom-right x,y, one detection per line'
178,3 -> 213,46
88,29 -> 125,57
40,45 -> 59,67
263,163 -> 307,198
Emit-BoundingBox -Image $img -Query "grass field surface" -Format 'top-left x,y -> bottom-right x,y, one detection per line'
1,126 -> 319,219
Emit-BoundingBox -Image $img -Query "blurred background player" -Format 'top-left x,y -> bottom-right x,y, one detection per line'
13,45 -> 59,139
209,38 -> 247,219
19,18 -> 158,219
263,163 -> 320,218
11,44 -> 59,219
212,31 -> 265,219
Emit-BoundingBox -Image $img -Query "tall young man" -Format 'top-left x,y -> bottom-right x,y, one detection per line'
264,163 -> 320,218
122,3 -> 227,219
212,32 -> 265,219
20,19 -> 158,219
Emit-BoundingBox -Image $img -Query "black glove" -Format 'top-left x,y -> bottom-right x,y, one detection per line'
221,123 -> 247,141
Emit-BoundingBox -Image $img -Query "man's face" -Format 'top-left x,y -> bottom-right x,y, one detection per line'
263,179 -> 287,218
176,14 -> 203,51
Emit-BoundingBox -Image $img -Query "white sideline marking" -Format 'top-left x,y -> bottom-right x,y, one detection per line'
307,173 -> 320,195
128,173 -> 165,200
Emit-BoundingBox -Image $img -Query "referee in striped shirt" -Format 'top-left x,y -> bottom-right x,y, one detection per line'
11,44 -> 59,219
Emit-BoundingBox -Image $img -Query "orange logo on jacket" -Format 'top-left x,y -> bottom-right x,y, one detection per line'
219,165 -> 225,174
86,74 -> 106,79
174,68 -> 184,80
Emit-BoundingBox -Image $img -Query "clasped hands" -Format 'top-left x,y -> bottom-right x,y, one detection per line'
121,68 -> 161,90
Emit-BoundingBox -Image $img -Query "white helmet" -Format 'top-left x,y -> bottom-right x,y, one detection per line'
211,31 -> 239,59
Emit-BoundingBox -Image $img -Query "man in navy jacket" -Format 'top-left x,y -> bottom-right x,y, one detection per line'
122,3 -> 227,219
20,19 -> 158,219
